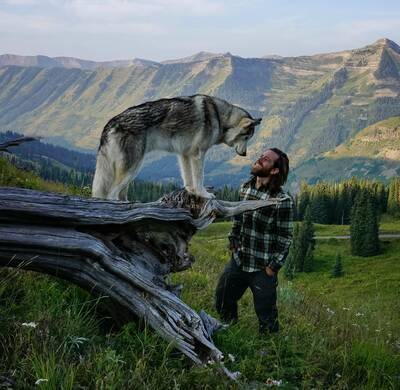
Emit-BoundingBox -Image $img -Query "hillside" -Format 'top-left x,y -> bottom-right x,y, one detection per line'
292,116 -> 400,184
1,38 -> 400,188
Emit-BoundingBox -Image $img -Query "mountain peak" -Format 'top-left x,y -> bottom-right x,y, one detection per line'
371,38 -> 400,52
161,51 -> 222,64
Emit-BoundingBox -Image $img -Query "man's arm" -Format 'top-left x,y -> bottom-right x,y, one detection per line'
228,213 -> 242,251
267,196 -> 294,273
228,185 -> 244,250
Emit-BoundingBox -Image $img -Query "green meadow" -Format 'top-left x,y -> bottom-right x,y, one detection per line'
0,159 -> 399,389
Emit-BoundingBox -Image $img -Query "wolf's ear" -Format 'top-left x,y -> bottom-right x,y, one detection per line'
253,118 -> 262,126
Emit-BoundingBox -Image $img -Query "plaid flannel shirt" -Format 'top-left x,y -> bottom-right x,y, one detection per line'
228,176 -> 294,273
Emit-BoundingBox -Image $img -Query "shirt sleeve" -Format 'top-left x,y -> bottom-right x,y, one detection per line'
229,213 -> 243,241
268,196 -> 294,272
228,185 -> 244,241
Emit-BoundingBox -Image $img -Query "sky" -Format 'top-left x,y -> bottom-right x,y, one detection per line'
1,0 -> 400,62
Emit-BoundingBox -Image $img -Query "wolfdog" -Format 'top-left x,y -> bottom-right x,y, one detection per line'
92,94 -> 261,200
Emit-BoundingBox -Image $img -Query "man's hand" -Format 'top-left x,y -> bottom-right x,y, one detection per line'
265,266 -> 276,277
228,238 -> 240,252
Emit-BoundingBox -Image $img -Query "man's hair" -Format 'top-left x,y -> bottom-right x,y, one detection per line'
268,147 -> 289,195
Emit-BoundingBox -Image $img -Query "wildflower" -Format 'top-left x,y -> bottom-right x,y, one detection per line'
228,354 -> 235,362
22,322 -> 37,328
355,312 -> 364,317
35,379 -> 48,385
335,373 -> 341,378
265,378 -> 283,387
326,308 -> 335,315
342,307 -> 350,311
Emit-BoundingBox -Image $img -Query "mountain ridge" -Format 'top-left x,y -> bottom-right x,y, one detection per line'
1,38 -> 400,189
2,38 -> 398,69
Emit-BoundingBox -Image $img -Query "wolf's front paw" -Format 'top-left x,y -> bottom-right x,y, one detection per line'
197,188 -> 216,199
184,186 -> 196,194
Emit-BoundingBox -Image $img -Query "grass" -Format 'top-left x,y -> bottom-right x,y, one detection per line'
0,157 -> 91,196
1,221 -> 399,388
0,161 -> 399,388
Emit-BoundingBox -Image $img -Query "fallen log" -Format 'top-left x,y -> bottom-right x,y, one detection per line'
0,187 -> 287,376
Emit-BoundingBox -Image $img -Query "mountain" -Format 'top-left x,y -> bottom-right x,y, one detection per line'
1,38 -> 400,189
291,116 -> 400,184
161,51 -> 223,64
0,54 -> 159,70
0,131 -> 95,186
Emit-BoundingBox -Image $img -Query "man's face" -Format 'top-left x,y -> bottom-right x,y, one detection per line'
251,149 -> 280,178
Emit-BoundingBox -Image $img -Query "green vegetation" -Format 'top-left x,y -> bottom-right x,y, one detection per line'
2,220 -> 399,388
350,189 -> 380,256
285,205 -> 315,275
0,160 -> 399,388
387,178 -> 400,217
291,116 -> 400,184
0,156 -> 90,197
296,177 -> 387,225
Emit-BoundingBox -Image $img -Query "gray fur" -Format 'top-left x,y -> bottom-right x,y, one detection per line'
92,94 -> 261,200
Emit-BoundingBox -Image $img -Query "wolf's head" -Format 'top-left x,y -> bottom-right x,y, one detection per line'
223,117 -> 262,156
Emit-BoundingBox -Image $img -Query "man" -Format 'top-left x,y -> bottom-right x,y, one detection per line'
215,148 -> 294,334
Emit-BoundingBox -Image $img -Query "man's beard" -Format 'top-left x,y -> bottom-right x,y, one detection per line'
251,164 -> 273,178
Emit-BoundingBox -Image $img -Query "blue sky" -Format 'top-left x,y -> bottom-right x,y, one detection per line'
1,0 -> 399,61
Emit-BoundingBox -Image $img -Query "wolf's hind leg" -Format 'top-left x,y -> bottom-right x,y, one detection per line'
92,149 -> 114,199
118,185 -> 129,201
178,154 -> 194,192
109,159 -> 143,201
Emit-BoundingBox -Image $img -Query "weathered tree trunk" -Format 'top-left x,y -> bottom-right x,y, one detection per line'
0,187 -> 284,376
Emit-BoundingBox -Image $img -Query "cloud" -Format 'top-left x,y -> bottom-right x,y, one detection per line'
340,18 -> 400,36
2,0 -> 40,5
0,1 -> 399,61
67,0 -> 225,21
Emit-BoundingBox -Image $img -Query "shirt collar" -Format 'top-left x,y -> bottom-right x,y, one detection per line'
245,175 -> 270,192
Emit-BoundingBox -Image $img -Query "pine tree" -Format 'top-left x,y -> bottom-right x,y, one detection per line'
363,193 -> 380,256
284,223 -> 299,278
350,189 -> 380,257
350,191 -> 365,255
331,253 -> 343,277
303,205 -> 315,251
283,244 -> 296,280
290,205 -> 315,273
387,179 -> 400,216
297,182 -> 310,220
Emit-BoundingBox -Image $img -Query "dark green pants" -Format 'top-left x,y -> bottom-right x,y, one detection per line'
215,257 -> 279,333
